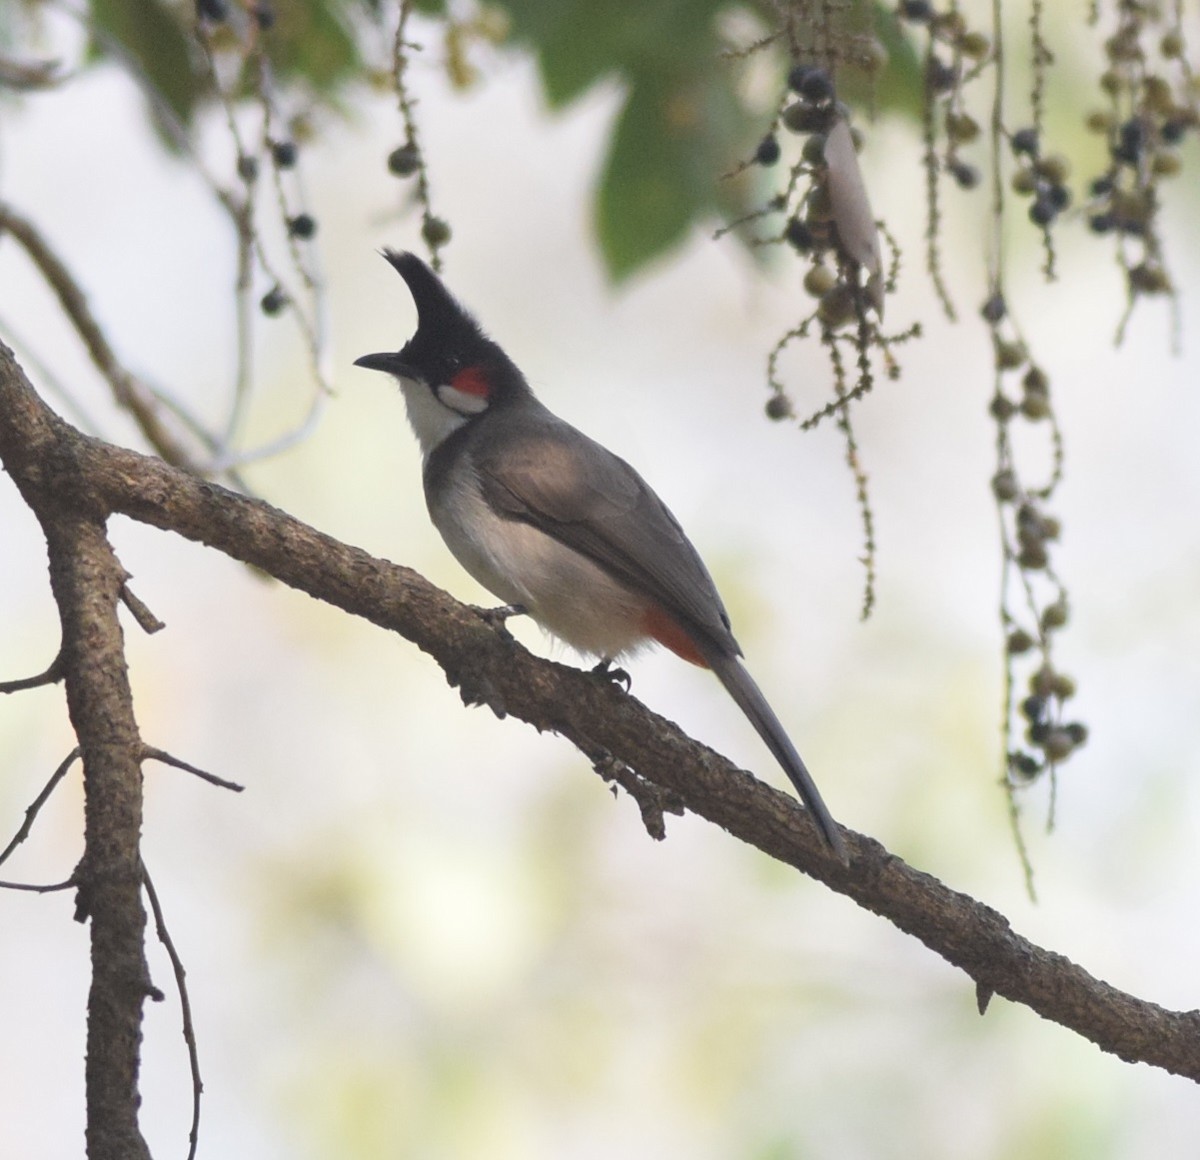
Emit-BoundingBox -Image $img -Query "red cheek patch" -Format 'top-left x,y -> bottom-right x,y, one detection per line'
452,366 -> 491,398
641,605 -> 708,668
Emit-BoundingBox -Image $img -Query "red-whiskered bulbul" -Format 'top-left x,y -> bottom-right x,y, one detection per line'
355,250 -> 847,862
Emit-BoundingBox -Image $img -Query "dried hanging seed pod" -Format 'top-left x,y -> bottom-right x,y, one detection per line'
823,117 -> 884,316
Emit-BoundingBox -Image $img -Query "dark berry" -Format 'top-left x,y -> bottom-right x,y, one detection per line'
1047,183 -> 1070,210
949,159 -> 981,189
898,0 -> 934,22
1064,722 -> 1089,746
784,218 -> 815,252
1161,118 -> 1188,144
236,154 -> 258,182
1113,118 -> 1145,164
1089,175 -> 1114,196
801,133 -> 826,164
287,213 -> 316,239
788,65 -> 833,102
1021,694 -> 1047,723
781,100 -> 833,134
252,2 -> 275,29
387,144 -> 421,177
272,141 -> 298,168
196,0 -> 228,20
799,68 -> 834,102
981,292 -> 1007,323
755,135 -> 782,166
1010,752 -> 1041,779
1011,127 -> 1039,155
787,64 -> 817,94
765,394 -> 792,421
1029,195 -> 1057,226
926,56 -> 957,93
260,285 -> 288,316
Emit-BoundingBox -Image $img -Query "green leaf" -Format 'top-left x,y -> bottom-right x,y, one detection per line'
597,62 -> 754,280
499,0 -> 727,108
266,0 -> 361,93
90,0 -> 200,135
598,81 -> 696,279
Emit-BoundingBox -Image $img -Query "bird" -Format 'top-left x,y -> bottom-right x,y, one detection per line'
354,250 -> 847,863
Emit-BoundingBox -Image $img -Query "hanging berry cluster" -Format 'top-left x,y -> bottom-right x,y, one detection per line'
983,289 -> 1087,813
382,4 -> 511,264
1084,2 -> 1197,340
896,0 -> 995,315
720,40 -> 919,619
192,0 -> 333,463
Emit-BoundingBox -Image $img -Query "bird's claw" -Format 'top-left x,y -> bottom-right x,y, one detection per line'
477,602 -> 527,642
591,658 -> 632,693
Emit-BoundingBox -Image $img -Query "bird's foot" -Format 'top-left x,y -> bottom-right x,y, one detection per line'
591,657 -> 632,693
476,602 -> 527,643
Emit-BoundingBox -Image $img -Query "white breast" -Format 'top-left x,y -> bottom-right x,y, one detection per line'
429,465 -> 652,660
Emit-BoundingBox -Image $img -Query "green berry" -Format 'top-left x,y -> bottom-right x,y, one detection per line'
422,216 -> 452,246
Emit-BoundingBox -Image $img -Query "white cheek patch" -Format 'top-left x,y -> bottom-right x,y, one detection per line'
436,383 -> 490,415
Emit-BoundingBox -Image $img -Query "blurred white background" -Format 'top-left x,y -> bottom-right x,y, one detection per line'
2,15 -> 1199,1160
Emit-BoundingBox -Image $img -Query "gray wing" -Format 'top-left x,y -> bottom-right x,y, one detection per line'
470,407 -> 741,657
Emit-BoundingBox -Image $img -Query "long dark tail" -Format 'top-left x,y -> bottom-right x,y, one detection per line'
707,651 -> 848,864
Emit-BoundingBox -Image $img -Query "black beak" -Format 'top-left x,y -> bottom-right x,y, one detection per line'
353,351 -> 417,377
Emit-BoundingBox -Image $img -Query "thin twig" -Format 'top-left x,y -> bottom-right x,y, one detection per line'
142,747 -> 245,793
119,585 -> 166,636
0,748 -> 81,868
142,862 -> 203,1160
0,877 -> 76,892
0,651 -> 65,694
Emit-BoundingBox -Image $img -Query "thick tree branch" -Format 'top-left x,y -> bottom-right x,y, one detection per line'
2,340 -> 1199,1087
42,511 -> 153,1160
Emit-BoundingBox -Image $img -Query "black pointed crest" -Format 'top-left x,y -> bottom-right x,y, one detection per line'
376,250 -> 528,403
382,250 -> 481,350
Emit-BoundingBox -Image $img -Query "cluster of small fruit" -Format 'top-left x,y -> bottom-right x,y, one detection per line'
897,0 -> 993,192
751,62 -> 879,332
385,141 -> 452,251
195,0 -> 319,320
1082,8 -> 1197,306
983,290 -> 1085,782
255,139 -> 317,317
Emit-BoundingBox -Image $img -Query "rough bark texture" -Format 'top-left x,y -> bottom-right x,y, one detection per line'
2,350 -> 153,1159
1,333 -> 1198,1160
47,516 -> 153,1160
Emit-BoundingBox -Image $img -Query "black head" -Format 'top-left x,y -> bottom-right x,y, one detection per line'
354,250 -> 529,414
